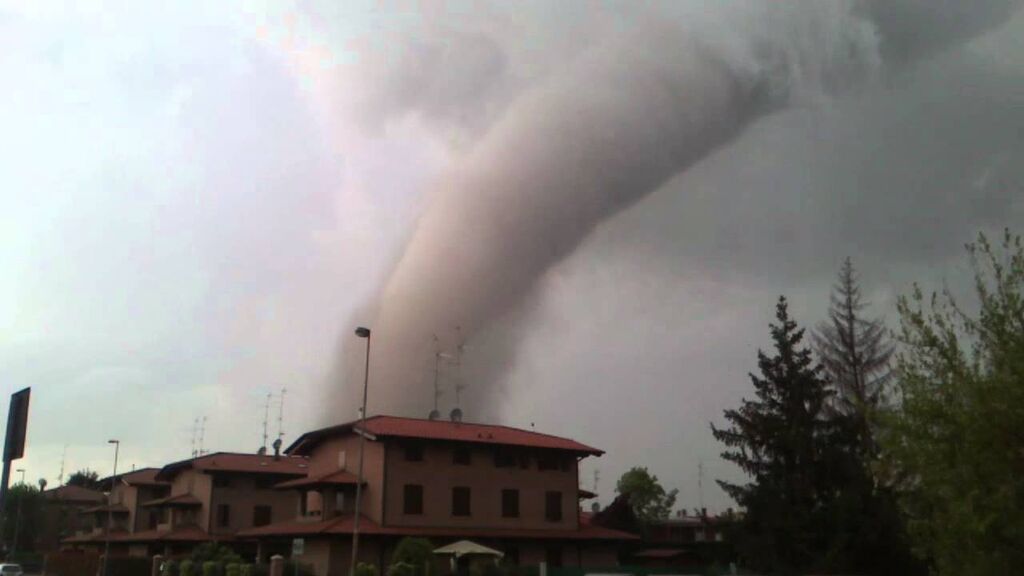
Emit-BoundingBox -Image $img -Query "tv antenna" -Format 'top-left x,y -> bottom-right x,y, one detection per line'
276,387 -> 287,445
452,325 -> 467,409
58,445 -> 68,486
698,460 -> 705,512
198,416 -> 208,456
429,335 -> 442,420
261,392 -> 272,453
190,417 -> 199,457
593,469 -> 600,493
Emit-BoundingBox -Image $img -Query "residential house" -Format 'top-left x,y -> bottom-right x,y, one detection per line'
240,415 -> 636,576
39,484 -> 106,552
65,454 -> 309,558
63,468 -> 170,554
631,510 -> 736,569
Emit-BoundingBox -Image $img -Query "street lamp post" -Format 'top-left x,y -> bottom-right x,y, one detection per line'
12,469 -> 25,554
349,327 -> 371,576
102,440 -> 120,576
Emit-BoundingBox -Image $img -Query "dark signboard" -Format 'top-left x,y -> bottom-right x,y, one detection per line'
3,388 -> 30,462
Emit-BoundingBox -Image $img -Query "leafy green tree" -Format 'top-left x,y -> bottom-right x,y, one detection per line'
711,296 -> 835,574
1,483 -> 43,552
66,469 -> 103,491
615,467 -> 677,522
391,537 -> 436,576
881,230 -> 1024,575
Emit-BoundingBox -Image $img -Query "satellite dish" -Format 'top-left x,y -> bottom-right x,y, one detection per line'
449,408 -> 463,423
257,446 -> 267,455
428,410 -> 441,421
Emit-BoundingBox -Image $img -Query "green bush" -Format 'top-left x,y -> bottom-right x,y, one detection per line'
239,564 -> 253,576
180,560 -> 195,576
202,561 -> 221,576
386,562 -> 415,576
225,563 -> 242,576
162,559 -> 179,576
354,563 -> 379,576
390,538 -> 436,576
192,544 -> 244,565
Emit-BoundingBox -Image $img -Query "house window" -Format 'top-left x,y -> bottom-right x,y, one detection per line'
545,547 -> 563,568
453,447 -> 471,465
254,476 -> 278,489
253,505 -> 272,527
545,491 -> 563,522
403,484 -> 424,515
213,475 -> 231,488
216,504 -> 231,527
404,444 -> 424,462
335,491 -> 348,514
537,453 -> 559,471
501,489 -> 519,518
147,510 -> 159,529
452,487 -> 471,517
494,449 -> 517,468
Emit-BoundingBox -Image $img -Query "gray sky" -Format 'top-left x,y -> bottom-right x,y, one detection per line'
1,1 -> 1022,512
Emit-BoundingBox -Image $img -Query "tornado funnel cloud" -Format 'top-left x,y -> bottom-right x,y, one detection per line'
325,0 -> 1022,422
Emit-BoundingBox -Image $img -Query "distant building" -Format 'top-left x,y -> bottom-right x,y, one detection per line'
240,415 -> 635,576
39,484 -> 106,552
630,509 -> 736,569
64,454 -> 308,558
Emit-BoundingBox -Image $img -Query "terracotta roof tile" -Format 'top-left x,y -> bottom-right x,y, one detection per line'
274,470 -> 362,490
287,416 -> 602,456
141,493 -> 202,507
156,452 -> 310,481
43,485 -> 106,504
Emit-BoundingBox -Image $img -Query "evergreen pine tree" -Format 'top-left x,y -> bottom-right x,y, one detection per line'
711,296 -> 833,574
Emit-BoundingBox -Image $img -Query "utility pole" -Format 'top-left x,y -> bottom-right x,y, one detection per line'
350,327 -> 371,576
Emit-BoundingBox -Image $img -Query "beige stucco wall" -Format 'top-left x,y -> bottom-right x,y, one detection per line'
167,469 -> 213,530
209,473 -> 300,536
305,436 -> 386,523
382,441 -> 579,530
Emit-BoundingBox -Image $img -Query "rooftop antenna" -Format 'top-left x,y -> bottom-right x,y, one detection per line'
593,469 -> 600,493
428,335 -> 442,420
261,391 -> 272,453
276,387 -> 287,445
698,460 -> 706,513
190,417 -> 200,458
453,325 -> 467,409
58,444 -> 68,486
198,416 -> 208,456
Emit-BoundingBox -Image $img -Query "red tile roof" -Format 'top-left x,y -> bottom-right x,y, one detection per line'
112,468 -> 165,486
634,549 -> 687,559
156,452 -> 310,481
43,485 -> 106,504
117,525 -> 220,543
141,493 -> 202,507
80,504 -> 129,515
274,470 -> 362,490
238,514 -> 636,541
287,416 -> 602,456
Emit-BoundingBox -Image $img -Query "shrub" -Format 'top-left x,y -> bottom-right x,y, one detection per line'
180,560 -> 195,576
354,563 -> 379,576
202,561 -> 221,576
192,544 -> 244,565
386,562 -> 415,576
225,563 -> 241,576
390,538 -> 436,576
239,565 -> 253,576
162,560 -> 179,576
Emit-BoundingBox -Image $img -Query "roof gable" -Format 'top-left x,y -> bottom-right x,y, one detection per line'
286,415 -> 603,456
156,452 -> 310,481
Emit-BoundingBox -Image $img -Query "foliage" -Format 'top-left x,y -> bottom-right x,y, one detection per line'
66,469 -> 103,491
813,256 -> 894,453
614,467 -> 677,522
1,483 -> 43,553
711,296 -> 836,574
191,543 -> 243,565
353,563 -> 379,576
386,562 -> 415,576
179,560 -> 195,576
881,229 -> 1024,575
239,564 -> 253,576
356,557 -> 380,573
161,559 -> 179,576
225,564 -> 241,576
591,493 -> 640,535
202,561 -> 221,576
390,538 -> 436,576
